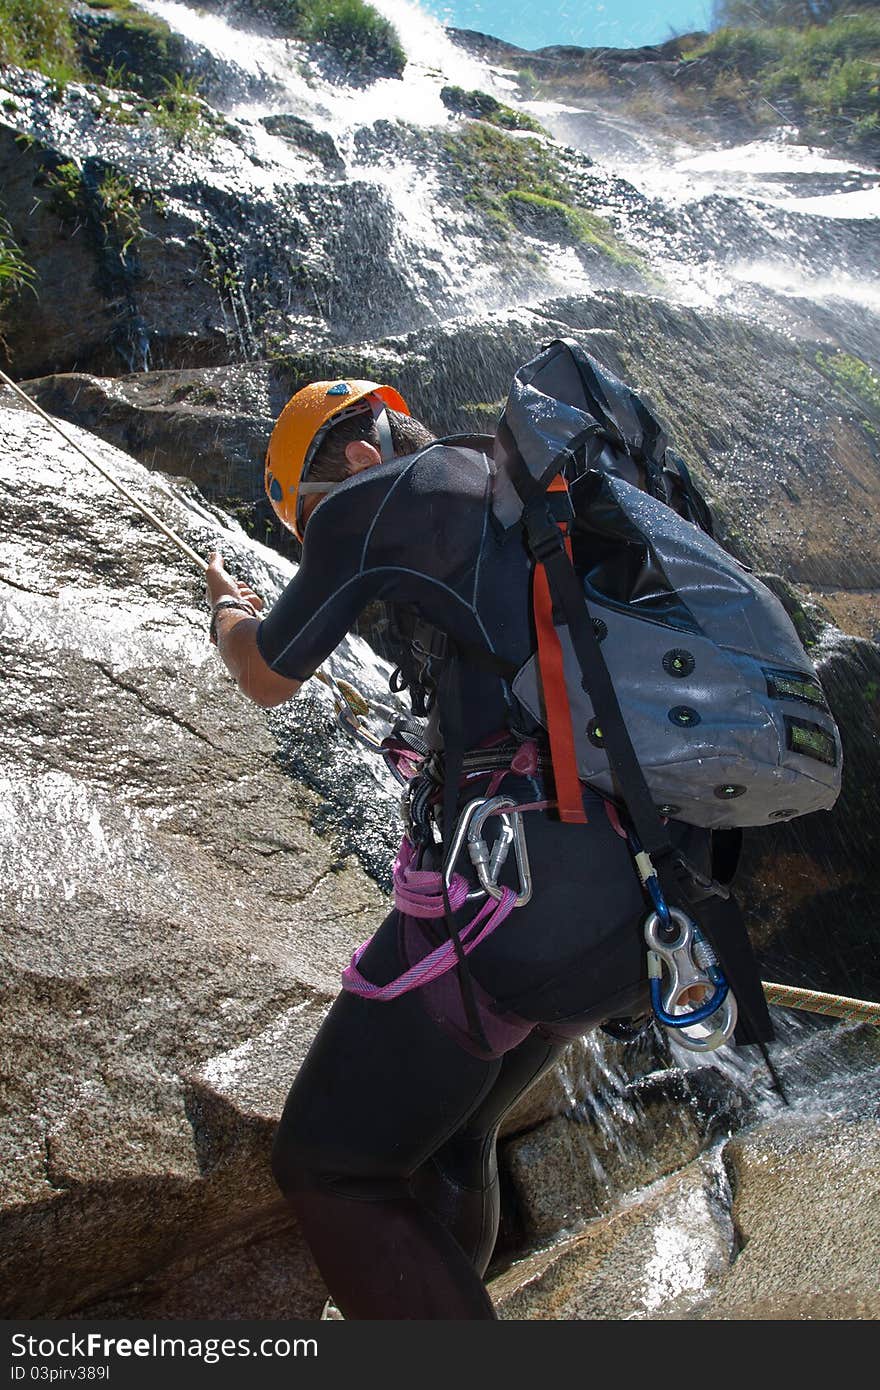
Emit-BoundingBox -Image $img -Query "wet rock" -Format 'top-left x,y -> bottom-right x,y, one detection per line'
78,1210 -> 326,1319
261,115 -> 344,175
740,630 -> 880,1006
0,73 -> 441,377
502,1061 -> 750,1242
491,1155 -> 736,1320
73,4 -> 197,99
17,365 -> 282,501
492,1046 -> 880,1319
695,1100 -> 880,1318
0,110 -> 229,376
0,406 -> 400,1316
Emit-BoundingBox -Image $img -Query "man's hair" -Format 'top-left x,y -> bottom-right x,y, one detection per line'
307,407 -> 435,484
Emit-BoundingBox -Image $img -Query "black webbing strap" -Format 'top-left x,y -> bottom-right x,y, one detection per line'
689,892 -> 774,1045
392,608 -> 517,682
498,417 -> 674,861
438,650 -> 493,1056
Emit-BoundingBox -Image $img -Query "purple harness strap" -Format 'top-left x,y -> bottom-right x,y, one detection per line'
341,740 -> 560,1004
341,836 -> 517,1002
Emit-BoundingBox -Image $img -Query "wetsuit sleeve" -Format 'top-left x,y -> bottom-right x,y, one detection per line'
255,492 -> 386,681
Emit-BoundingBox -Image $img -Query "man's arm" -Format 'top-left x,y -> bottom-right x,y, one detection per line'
206,552 -> 302,708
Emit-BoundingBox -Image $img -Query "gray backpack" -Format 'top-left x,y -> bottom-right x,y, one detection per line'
493,338 -> 842,831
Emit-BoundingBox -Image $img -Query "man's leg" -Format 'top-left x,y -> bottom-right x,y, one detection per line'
410,1030 -> 567,1276
271,909 -> 506,1319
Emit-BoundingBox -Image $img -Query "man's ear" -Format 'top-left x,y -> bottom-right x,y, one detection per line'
344,440 -> 382,473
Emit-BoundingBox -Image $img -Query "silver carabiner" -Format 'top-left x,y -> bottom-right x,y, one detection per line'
443,797 -> 491,902
644,906 -> 738,1052
466,796 -> 532,907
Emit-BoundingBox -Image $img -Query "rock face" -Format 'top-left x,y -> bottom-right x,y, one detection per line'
0,64 -> 643,380
491,1027 -> 880,1320
16,290 -> 880,586
0,405 -> 396,1316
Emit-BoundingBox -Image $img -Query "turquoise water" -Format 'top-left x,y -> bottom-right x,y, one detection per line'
420,0 -> 714,52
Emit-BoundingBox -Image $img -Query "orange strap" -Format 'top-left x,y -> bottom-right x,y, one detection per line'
532,477 -> 587,824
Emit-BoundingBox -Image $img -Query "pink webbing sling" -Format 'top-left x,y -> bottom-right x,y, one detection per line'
341,835 -> 517,1001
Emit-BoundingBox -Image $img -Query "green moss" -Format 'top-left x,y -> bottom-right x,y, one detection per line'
444,121 -> 566,210
304,0 -> 404,75
0,0 -> 81,82
503,191 -> 640,266
816,350 -> 880,437
444,122 -> 641,266
440,85 -> 545,133
45,158 -> 86,223
0,0 -> 192,97
459,399 -> 504,431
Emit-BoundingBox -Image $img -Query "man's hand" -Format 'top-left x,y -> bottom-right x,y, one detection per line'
206,550 -> 265,612
205,549 -> 301,708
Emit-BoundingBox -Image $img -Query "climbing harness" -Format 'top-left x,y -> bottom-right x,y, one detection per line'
341,795 -> 532,1001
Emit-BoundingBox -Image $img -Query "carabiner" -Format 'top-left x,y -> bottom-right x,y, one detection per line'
442,798 -> 491,903
644,906 -> 738,1052
466,797 -> 532,907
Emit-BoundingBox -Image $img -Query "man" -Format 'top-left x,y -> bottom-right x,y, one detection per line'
206,377 -> 713,1319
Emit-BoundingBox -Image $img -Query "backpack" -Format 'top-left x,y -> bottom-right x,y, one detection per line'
491,337 -> 843,832
389,339 -> 841,1047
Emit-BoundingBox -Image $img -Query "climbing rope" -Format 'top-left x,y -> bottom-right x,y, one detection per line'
762,981 -> 880,1026
0,366 -> 208,572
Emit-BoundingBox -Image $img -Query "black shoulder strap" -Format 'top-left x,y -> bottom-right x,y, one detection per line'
429,432 -> 496,456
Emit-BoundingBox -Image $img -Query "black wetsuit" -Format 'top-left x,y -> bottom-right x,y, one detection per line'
258,443 -> 710,1319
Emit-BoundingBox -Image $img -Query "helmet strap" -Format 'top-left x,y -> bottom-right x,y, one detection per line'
374,403 -> 394,462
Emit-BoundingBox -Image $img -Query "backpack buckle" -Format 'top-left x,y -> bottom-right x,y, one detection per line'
524,511 -> 565,562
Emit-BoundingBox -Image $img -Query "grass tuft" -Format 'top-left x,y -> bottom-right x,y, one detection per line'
443,121 -> 641,266
0,213 -> 36,326
0,0 -> 81,82
684,14 -> 880,153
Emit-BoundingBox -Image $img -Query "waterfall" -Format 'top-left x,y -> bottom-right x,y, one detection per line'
1,0 -> 877,1321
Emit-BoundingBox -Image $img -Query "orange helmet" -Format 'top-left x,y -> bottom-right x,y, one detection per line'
265,379 -> 410,541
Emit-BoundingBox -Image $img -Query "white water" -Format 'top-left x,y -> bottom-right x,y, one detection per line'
635,135 -> 880,218
138,0 -> 512,132
131,0 -> 879,330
